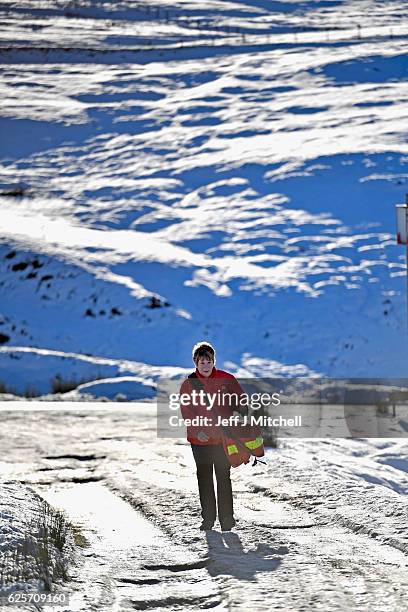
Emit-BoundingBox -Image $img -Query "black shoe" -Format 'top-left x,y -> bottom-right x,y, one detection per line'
199,521 -> 214,531
220,516 -> 236,531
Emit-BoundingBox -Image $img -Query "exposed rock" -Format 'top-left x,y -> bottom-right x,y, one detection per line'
146,296 -> 170,309
11,261 -> 28,272
0,181 -> 29,196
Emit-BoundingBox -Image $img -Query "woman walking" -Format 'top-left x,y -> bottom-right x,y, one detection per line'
180,341 -> 246,531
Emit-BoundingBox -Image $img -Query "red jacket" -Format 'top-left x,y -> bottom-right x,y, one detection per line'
179,367 -> 246,445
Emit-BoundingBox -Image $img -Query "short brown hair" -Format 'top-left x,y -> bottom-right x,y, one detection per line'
192,341 -> 215,364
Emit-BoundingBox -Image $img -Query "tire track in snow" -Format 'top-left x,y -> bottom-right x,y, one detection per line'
105,456 -> 408,611
34,482 -> 222,612
245,446 -> 408,556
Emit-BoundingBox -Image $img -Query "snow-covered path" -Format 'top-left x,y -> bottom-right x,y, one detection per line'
36,482 -> 220,612
1,405 -> 408,610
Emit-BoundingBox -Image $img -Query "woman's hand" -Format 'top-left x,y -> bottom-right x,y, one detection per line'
197,431 -> 210,442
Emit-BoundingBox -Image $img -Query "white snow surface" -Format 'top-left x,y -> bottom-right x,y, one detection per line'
0,0 -> 407,394
1,405 -> 408,610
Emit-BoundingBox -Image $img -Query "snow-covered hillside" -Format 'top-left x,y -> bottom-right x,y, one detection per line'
0,0 -> 408,395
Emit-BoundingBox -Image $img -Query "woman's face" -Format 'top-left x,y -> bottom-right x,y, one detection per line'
196,355 -> 214,377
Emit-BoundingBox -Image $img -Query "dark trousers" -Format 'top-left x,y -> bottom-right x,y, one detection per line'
191,443 -> 233,524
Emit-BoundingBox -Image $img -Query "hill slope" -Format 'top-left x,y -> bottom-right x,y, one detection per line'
0,0 -> 407,395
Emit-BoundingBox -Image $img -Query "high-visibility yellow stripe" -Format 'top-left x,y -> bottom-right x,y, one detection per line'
227,437 -> 263,455
245,437 -> 263,450
227,444 -> 238,455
